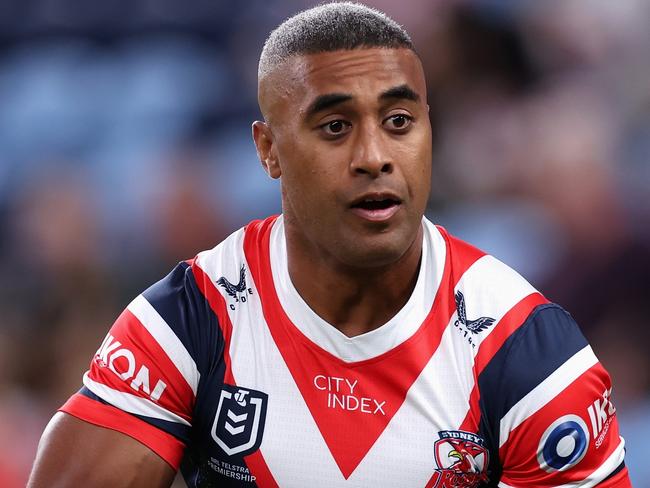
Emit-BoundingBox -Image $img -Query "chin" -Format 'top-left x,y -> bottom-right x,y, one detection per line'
336,233 -> 415,269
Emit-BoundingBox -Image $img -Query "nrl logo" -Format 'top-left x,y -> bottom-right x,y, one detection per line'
211,384 -> 268,457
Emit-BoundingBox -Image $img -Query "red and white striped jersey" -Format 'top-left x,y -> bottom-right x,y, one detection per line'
61,216 -> 631,487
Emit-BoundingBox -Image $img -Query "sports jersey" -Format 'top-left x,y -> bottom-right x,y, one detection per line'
61,215 -> 631,487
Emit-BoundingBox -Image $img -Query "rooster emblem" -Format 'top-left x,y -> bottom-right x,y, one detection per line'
455,291 -> 495,334
431,431 -> 490,488
447,440 -> 487,478
217,265 -> 248,298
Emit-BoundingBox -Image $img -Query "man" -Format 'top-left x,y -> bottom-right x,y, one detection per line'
28,3 -> 630,487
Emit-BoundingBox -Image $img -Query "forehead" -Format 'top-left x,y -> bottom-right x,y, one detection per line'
298,48 -> 423,88
262,48 -> 426,118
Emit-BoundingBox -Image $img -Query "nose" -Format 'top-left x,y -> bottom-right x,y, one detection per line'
349,124 -> 393,177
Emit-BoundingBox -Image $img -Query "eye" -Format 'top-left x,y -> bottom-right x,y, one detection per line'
320,119 -> 351,137
384,114 -> 413,132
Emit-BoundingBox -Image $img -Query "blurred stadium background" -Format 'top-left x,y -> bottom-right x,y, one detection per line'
0,0 -> 648,485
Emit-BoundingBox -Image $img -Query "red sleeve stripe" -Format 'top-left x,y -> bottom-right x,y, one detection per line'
83,373 -> 191,426
499,345 -> 597,447
127,295 -> 200,395
60,393 -> 185,470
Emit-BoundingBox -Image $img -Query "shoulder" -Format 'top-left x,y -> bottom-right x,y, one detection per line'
430,222 -> 545,347
190,215 -> 278,288
432,222 -> 538,298
118,216 -> 278,376
431,226 -> 589,405
480,304 -> 591,414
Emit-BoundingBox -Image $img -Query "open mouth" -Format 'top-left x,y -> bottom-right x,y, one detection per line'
351,198 -> 400,211
349,194 -> 402,221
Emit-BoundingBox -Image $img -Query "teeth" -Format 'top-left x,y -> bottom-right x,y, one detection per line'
352,196 -> 399,207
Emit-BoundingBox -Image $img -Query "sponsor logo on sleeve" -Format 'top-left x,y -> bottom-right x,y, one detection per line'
211,384 -> 268,457
588,387 -> 616,449
538,414 -> 589,473
94,333 -> 167,402
430,430 -> 489,487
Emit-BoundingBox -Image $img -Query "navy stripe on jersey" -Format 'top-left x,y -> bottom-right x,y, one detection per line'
477,303 -> 589,482
79,386 -> 192,443
142,261 -> 222,378
479,304 -> 588,423
80,385 -> 108,403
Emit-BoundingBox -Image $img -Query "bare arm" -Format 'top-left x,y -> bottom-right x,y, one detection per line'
28,412 -> 177,488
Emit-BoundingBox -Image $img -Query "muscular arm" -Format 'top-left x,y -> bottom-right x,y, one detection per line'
28,412 -> 176,488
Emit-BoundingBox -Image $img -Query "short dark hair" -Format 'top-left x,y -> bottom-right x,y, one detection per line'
259,2 -> 414,79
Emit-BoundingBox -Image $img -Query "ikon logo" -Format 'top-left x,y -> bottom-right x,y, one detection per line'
588,388 -> 616,448
94,334 -> 167,402
211,385 -> 268,457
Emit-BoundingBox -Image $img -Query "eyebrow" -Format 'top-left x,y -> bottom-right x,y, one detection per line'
304,84 -> 421,119
305,93 -> 353,118
380,84 -> 420,103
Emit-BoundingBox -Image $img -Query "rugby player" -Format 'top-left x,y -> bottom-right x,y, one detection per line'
28,3 -> 631,487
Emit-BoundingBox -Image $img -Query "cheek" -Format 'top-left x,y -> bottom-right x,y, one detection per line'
279,156 -> 333,213
281,144 -> 340,189
415,131 -> 432,178
403,137 -> 432,189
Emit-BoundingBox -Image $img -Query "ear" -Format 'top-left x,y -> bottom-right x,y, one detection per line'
252,121 -> 281,179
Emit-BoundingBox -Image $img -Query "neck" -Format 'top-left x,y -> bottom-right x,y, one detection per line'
284,222 -> 423,338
